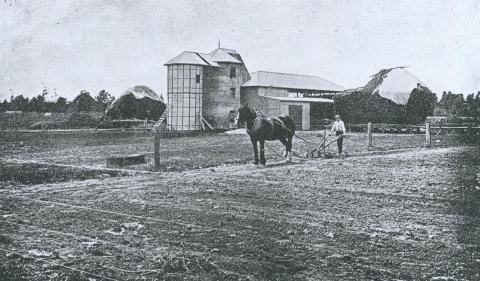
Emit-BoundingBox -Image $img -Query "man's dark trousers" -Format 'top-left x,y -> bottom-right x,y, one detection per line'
336,131 -> 344,154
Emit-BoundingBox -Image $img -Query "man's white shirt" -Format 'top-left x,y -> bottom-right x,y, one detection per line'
331,120 -> 346,133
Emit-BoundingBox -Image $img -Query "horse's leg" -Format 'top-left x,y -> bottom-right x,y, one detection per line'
286,136 -> 293,162
251,139 -> 259,165
259,140 -> 266,165
278,138 -> 288,158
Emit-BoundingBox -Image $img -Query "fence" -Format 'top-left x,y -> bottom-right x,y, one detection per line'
149,122 -> 475,171
364,122 -> 477,150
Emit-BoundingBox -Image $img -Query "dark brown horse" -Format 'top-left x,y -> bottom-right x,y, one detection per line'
234,105 -> 295,165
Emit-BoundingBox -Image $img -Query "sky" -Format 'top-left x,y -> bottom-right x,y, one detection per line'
1,0 -> 480,101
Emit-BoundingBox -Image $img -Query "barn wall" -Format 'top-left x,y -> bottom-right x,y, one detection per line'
280,102 -> 310,130
203,62 -> 250,129
240,86 -> 286,116
240,87 -> 311,130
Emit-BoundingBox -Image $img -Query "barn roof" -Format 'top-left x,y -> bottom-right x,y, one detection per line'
242,71 -> 345,92
265,96 -> 334,103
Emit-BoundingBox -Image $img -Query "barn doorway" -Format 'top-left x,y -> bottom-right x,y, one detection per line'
288,105 -> 303,130
310,102 -> 334,130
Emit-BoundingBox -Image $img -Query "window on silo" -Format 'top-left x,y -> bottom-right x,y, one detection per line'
230,67 -> 236,78
195,74 -> 200,84
230,88 -> 236,98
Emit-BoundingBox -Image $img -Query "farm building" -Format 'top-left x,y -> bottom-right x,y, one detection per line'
165,47 -> 250,130
165,46 -> 345,131
241,71 -> 345,130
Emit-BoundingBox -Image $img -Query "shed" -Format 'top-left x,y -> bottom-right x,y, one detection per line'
241,71 -> 344,130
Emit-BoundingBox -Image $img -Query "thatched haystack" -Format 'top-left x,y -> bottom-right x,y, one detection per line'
105,86 -> 166,120
335,67 -> 437,124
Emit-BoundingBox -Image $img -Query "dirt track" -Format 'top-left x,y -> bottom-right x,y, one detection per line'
1,146 -> 480,280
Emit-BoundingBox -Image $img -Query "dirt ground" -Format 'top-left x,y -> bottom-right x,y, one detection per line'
0,130 -> 457,175
1,131 -> 479,280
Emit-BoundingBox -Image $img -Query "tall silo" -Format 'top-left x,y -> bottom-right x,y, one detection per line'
165,51 -> 213,131
166,64 -> 203,130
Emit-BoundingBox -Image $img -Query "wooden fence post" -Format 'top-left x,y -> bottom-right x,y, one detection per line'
323,129 -> 328,154
154,128 -> 160,170
425,122 -> 431,147
367,122 -> 372,149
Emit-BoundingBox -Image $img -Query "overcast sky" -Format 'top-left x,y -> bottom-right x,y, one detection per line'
1,0 -> 480,100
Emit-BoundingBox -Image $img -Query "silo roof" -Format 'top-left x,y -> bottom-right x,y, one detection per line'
208,48 -> 243,63
165,47 -> 245,66
165,51 -> 220,67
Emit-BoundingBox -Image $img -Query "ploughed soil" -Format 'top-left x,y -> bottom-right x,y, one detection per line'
0,130 -> 458,176
1,143 -> 480,280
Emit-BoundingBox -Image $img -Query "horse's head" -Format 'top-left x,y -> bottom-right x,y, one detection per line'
234,105 -> 256,128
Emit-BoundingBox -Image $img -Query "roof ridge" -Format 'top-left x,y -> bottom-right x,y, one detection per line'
211,47 -> 238,53
254,70 -> 333,79
194,52 -> 211,66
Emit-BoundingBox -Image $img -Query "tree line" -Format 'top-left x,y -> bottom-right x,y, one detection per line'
2,88 -> 480,121
436,91 -> 480,117
0,89 -> 115,113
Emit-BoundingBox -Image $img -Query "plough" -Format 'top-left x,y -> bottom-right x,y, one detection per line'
304,134 -> 344,158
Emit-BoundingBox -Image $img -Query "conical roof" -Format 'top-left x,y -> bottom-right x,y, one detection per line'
208,48 -> 243,63
165,48 -> 243,66
362,67 -> 424,105
164,51 -> 220,67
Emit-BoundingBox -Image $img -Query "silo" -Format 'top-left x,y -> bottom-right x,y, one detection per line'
166,64 -> 203,131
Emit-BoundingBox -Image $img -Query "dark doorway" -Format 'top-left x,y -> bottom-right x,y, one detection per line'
288,105 -> 303,130
310,103 -> 334,130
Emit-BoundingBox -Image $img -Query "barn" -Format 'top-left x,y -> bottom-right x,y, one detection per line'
241,71 -> 345,130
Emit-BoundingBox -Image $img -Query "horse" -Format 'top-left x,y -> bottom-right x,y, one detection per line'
234,104 -> 296,165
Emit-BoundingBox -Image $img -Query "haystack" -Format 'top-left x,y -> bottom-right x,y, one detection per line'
362,67 -> 424,105
106,86 -> 166,120
335,67 -> 436,124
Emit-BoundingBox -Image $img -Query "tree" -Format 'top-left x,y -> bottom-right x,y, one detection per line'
475,92 -> 480,117
95,90 -> 115,112
55,96 -> 68,113
406,85 -> 438,123
438,91 -> 466,116
71,90 -> 98,112
465,93 -> 477,117
11,95 -> 29,111
29,92 -> 47,112
0,99 -> 9,112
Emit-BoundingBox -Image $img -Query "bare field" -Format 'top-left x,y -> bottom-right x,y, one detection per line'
0,130 -> 477,280
0,130 -> 456,176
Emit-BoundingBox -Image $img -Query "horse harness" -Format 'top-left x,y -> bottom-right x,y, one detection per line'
247,116 -> 289,139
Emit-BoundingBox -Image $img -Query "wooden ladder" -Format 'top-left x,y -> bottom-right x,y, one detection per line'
152,107 -> 168,131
